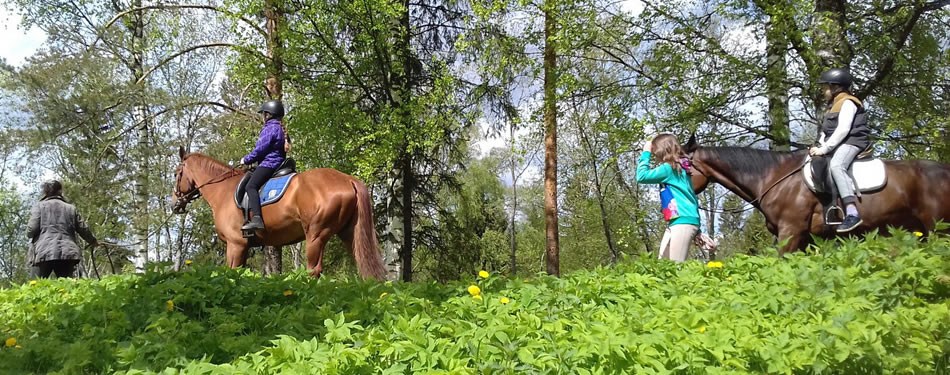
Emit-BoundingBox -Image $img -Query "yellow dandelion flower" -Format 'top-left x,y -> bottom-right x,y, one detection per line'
473,295 -> 483,301
478,270 -> 490,279
29,280 -> 37,286
698,326 -> 706,334
185,259 -> 193,265
4,337 -> 16,347
913,231 -> 924,237
467,285 -> 481,296
706,261 -> 724,269
283,289 -> 294,297
165,300 -> 175,312
500,297 -> 510,304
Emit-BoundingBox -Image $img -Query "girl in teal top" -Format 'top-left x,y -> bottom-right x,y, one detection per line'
636,134 -> 701,262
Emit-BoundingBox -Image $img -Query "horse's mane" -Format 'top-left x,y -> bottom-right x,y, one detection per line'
703,146 -> 806,174
184,153 -> 238,175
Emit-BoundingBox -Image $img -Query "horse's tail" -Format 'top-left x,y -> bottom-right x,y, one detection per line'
350,179 -> 387,280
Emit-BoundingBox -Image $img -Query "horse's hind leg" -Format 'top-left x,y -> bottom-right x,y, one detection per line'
305,227 -> 333,277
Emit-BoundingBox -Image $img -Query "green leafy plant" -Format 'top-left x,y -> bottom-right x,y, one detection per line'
2,231 -> 948,374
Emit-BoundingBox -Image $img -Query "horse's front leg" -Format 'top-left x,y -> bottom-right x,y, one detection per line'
225,241 -> 250,268
776,227 -> 808,256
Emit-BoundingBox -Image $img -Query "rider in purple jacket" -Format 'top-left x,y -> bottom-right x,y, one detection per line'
240,100 -> 287,230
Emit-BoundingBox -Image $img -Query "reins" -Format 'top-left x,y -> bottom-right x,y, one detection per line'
694,155 -> 808,215
175,165 -> 244,209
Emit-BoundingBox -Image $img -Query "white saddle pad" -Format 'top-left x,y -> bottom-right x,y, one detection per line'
803,157 -> 887,193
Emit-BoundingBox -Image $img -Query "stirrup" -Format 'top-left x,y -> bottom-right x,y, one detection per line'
242,226 -> 260,238
824,206 -> 843,225
241,216 -> 264,238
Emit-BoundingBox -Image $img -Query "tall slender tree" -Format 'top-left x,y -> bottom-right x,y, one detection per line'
542,0 -> 560,276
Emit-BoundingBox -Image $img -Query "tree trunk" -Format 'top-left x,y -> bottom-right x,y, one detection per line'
812,0 -> 851,69
575,108 -> 617,263
261,0 -> 285,274
262,247 -> 282,275
508,121 -> 518,276
542,0 -> 559,277
810,0 -> 851,112
703,188 -> 717,237
594,178 -> 617,264
175,213 -> 187,269
126,0 -> 149,273
382,172 -> 403,280
400,157 -> 414,281
290,244 -> 302,269
394,0 -> 415,282
607,150 -> 652,253
264,0 -> 283,98
764,11 -> 790,151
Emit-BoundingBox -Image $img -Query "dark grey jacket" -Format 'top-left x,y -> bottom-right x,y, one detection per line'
821,93 -> 870,150
26,196 -> 96,265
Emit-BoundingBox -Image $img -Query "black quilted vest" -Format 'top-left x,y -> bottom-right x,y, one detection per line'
821,93 -> 870,150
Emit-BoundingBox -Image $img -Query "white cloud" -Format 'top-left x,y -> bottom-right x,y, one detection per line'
620,0 -> 645,16
0,7 -> 47,67
721,24 -> 764,57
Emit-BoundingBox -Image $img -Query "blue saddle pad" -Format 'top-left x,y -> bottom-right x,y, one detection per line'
258,173 -> 295,206
235,173 -> 296,208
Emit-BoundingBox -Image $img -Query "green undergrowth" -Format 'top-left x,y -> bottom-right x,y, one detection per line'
2,230 -> 949,374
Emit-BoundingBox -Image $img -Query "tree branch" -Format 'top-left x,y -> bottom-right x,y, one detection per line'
101,5 -> 266,37
302,16 -> 381,109
921,0 -> 949,12
135,43 -> 265,85
856,5 -> 928,99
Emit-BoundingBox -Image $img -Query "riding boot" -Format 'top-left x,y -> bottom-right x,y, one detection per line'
242,213 -> 264,230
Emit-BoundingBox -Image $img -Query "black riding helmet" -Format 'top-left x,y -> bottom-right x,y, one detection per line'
817,68 -> 853,88
258,100 -> 285,119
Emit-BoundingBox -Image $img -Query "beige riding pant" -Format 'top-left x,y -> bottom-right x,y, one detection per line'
658,224 -> 699,262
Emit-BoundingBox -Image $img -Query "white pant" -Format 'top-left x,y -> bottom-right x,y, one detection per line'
829,144 -> 861,203
658,224 -> 699,262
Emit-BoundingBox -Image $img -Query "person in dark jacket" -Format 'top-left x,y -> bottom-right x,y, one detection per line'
808,68 -> 870,233
26,180 -> 97,278
240,100 -> 287,230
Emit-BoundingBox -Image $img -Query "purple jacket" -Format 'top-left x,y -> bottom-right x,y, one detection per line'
242,119 -> 286,169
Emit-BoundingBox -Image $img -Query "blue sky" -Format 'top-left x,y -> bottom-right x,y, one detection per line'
0,7 -> 45,67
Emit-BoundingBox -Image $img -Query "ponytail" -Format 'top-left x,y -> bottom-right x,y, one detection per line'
281,122 -> 292,154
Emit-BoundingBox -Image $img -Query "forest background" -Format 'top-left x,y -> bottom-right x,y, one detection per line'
0,0 -> 947,284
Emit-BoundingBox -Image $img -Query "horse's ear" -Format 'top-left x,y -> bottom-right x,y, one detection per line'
684,134 -> 698,153
179,146 -> 186,160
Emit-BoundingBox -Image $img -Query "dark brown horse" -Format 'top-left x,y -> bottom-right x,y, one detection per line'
171,147 -> 386,279
683,137 -> 950,255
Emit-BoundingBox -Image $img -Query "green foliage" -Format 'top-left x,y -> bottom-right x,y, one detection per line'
0,184 -> 29,284
2,232 -> 948,373
417,156 -> 510,282
716,192 -> 773,257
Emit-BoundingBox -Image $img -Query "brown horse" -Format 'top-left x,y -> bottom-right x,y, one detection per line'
683,137 -> 950,255
171,146 -> 386,279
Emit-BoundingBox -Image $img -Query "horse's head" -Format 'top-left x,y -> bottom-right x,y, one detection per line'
684,134 -> 713,194
172,146 -> 198,214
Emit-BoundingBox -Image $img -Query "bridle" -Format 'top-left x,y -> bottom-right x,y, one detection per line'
173,163 -> 243,213
687,150 -> 808,215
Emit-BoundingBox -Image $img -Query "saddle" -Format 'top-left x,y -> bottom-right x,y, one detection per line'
235,158 -> 297,237
803,148 -> 886,225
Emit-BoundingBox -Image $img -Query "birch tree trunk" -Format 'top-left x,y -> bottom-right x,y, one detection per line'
542,0 -> 560,276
